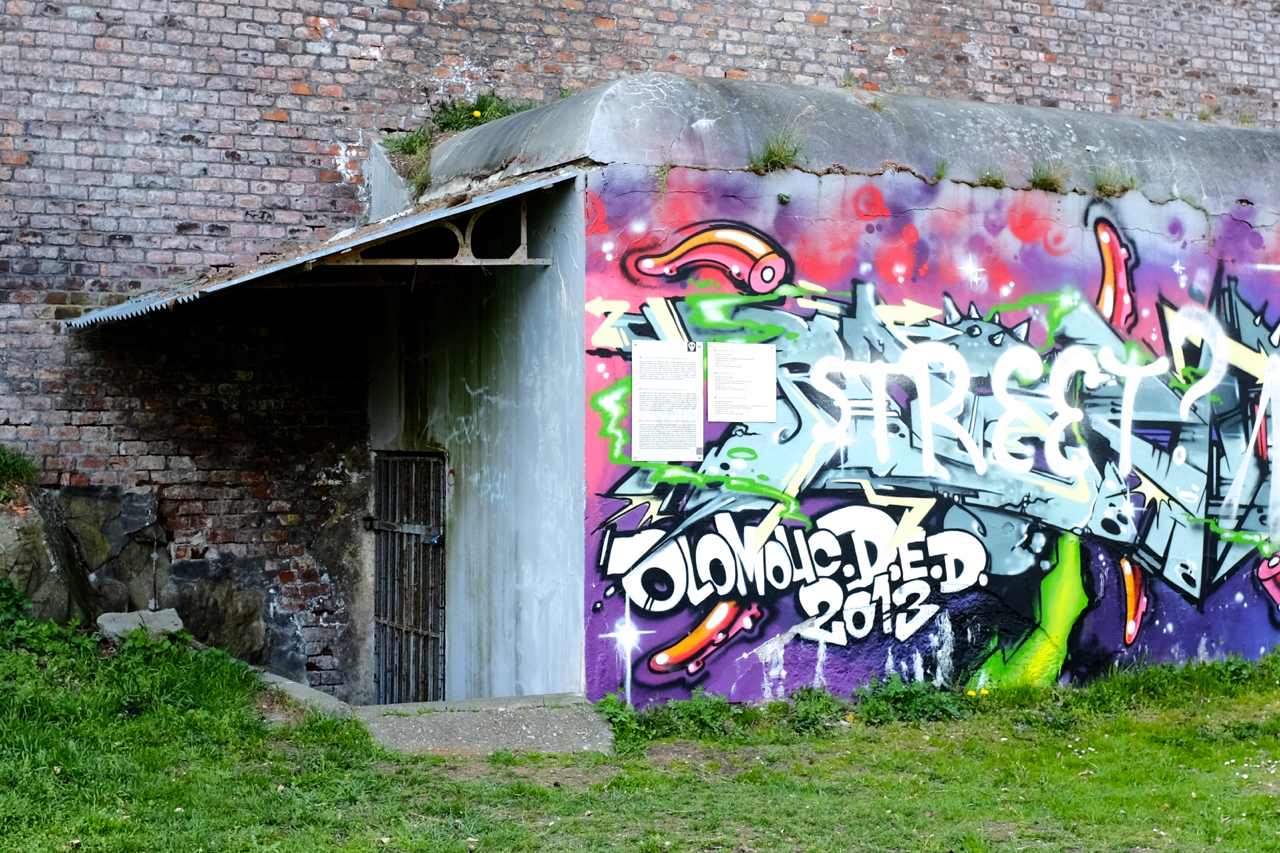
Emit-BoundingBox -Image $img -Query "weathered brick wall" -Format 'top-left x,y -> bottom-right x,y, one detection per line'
70,287 -> 373,695
1,0 -> 1278,693
460,1 -> 1280,126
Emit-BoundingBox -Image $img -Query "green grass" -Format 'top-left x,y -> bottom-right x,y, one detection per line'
381,93 -> 535,195
1027,160 -> 1068,193
1092,164 -> 1138,197
6,578 -> 1280,852
749,129 -> 801,175
381,124 -> 433,158
433,92 -> 535,133
0,445 -> 35,503
977,167 -> 1006,189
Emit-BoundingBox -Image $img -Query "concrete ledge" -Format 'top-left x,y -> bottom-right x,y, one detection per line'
352,693 -> 612,755
356,692 -> 589,716
260,671 -> 353,720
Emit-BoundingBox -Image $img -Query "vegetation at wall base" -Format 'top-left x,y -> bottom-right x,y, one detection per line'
6,576 -> 1280,852
0,445 -> 36,504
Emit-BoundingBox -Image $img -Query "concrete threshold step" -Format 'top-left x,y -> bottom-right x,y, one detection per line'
352,693 -> 614,755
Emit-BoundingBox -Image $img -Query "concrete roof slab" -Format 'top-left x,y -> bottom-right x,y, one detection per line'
428,72 -> 1280,218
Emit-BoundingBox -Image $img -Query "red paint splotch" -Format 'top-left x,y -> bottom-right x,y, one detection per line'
852,185 -> 891,220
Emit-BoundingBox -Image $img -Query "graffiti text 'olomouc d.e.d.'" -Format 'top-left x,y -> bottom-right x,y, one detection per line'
585,169 -> 1280,705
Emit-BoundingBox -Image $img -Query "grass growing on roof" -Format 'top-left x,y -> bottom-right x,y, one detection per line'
977,166 -> 1007,189
433,93 -> 535,133
380,93 -> 535,196
1093,164 -> 1138,197
748,129 -> 801,175
5,574 -> 1280,852
1028,159 -> 1069,193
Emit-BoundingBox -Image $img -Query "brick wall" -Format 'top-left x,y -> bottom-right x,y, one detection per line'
2,2 -> 1276,329
459,1 -> 1280,126
1,0 -> 1277,692
73,287 -> 373,694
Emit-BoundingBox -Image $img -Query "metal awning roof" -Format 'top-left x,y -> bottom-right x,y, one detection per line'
67,169 -> 579,328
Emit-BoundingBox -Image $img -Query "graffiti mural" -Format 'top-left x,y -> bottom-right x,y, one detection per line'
584,164 -> 1280,705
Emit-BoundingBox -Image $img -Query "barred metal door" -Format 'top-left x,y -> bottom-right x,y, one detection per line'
373,453 -> 446,704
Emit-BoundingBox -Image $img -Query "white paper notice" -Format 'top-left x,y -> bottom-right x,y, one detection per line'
631,340 -> 704,462
707,342 -> 777,423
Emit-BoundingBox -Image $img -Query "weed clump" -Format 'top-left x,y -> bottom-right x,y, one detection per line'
976,167 -> 1006,189
381,93 -> 536,196
749,129 -> 801,175
599,685 -> 849,754
854,675 -> 969,724
1028,160 -> 1068,193
382,123 -> 433,158
0,445 -> 35,504
598,652 -> 1280,754
433,93 -> 535,133
1092,165 -> 1137,197
934,157 -> 950,182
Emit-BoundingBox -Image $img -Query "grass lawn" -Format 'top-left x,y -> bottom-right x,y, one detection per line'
4,582 -> 1280,852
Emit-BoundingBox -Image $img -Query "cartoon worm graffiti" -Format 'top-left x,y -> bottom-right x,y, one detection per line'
1094,218 -> 1139,332
631,223 -> 792,294
648,600 -> 763,675
1120,557 -> 1148,646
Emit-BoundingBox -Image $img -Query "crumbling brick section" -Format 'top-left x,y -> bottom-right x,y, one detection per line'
72,287 -> 372,696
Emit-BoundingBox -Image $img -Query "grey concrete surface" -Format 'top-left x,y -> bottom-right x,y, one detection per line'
428,71 -> 1280,219
353,693 -> 614,755
363,143 -> 414,223
261,671 -> 354,720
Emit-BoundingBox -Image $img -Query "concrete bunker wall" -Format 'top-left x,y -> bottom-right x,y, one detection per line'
583,163 -> 1280,705
370,180 -> 587,700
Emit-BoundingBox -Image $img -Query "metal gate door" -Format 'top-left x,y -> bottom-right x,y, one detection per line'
373,453 -> 446,704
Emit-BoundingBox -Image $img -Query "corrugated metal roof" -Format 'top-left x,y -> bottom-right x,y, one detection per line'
67,169 -> 579,329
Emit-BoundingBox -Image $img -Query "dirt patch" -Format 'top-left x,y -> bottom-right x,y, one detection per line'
984,820 -> 1016,841
256,689 -> 306,727
503,761 -> 615,789
646,741 -> 755,778
431,755 -> 615,788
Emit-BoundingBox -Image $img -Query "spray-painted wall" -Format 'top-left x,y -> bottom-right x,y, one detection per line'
584,163 -> 1280,705
370,180 -> 587,700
